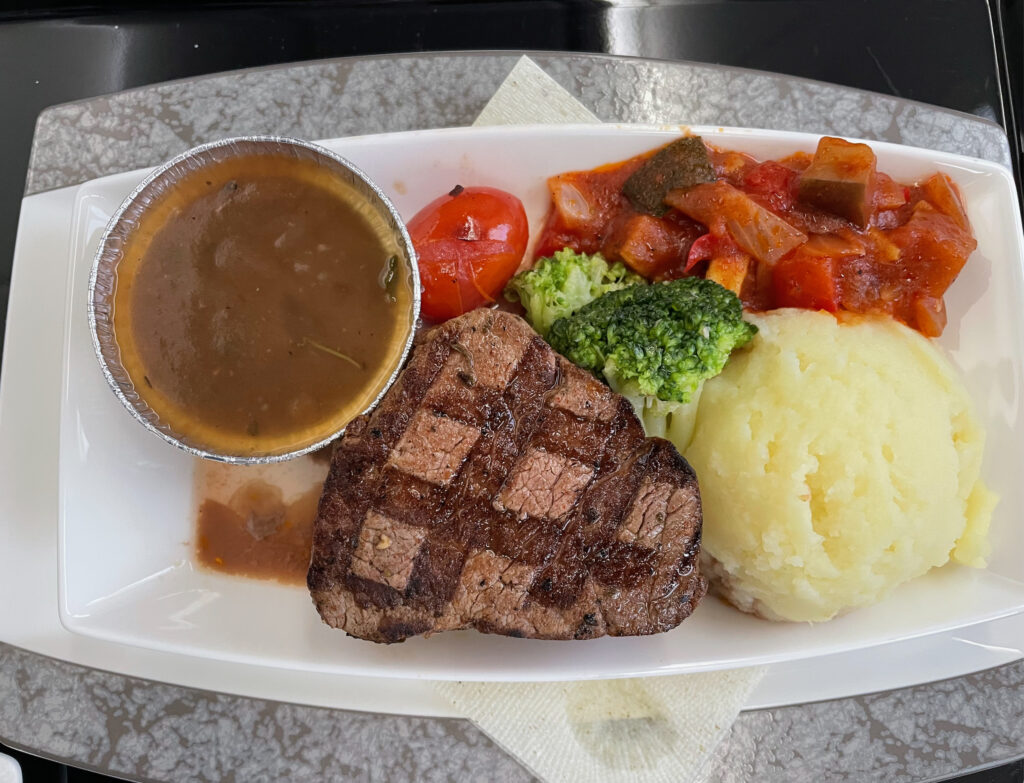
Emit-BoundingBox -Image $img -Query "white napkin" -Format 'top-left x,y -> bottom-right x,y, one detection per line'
434,56 -> 767,783
437,668 -> 766,783
474,56 -> 600,126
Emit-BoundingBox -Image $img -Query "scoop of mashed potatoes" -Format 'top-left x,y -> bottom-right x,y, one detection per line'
685,309 -> 995,622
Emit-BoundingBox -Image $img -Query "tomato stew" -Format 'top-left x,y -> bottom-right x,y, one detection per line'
534,136 -> 976,337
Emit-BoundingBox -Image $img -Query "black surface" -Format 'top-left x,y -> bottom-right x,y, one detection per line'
2,742 -> 123,782
3,746 -> 1024,783
0,2 -> 1021,782
999,0 -> 1023,169
6,742 -> 1023,782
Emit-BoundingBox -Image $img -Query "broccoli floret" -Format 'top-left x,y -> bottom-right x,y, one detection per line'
548,277 -> 756,449
504,247 -> 645,337
604,373 -> 705,452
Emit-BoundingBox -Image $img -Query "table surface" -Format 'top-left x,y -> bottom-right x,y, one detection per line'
1,3 -> 1022,782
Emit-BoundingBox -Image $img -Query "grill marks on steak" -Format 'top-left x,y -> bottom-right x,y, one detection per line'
307,310 -> 706,643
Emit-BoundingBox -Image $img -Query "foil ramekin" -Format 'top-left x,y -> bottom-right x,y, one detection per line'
87,136 -> 421,464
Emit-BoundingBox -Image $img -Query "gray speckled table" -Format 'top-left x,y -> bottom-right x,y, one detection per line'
4,52 -> 1023,782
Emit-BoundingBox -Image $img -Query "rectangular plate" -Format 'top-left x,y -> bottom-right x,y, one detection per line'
58,124 -> 1024,681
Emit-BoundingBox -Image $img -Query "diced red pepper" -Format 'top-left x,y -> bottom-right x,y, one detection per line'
772,252 -> 839,311
685,233 -> 715,271
707,148 -> 758,182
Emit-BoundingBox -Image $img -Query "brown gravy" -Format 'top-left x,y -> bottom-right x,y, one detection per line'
194,458 -> 329,584
196,482 -> 320,585
113,153 -> 413,456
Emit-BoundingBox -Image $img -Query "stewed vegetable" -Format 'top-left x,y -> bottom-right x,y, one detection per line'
531,135 -> 976,336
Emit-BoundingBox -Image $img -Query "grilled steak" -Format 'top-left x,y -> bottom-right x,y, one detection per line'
307,309 -> 706,643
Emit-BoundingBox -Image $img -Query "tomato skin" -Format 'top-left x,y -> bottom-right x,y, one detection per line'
408,187 -> 528,322
742,161 -> 799,213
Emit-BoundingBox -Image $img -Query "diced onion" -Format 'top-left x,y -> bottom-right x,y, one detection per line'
550,179 -> 595,229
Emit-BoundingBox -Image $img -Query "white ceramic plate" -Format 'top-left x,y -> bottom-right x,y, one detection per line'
58,124 -> 1024,681
5,181 -> 1023,715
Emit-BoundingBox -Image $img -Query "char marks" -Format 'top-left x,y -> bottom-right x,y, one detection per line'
308,310 -> 706,642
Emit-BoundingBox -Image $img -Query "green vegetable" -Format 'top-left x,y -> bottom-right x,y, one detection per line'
605,375 -> 705,450
798,136 -> 877,228
547,277 -> 756,449
622,136 -> 715,216
503,248 -> 645,337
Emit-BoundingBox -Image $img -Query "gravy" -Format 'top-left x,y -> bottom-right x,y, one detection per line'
194,458 -> 329,584
113,153 -> 414,456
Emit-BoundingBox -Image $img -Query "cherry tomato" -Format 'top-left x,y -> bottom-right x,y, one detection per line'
407,186 -> 529,322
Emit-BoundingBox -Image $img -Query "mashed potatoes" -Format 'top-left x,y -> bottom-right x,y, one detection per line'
685,309 -> 995,622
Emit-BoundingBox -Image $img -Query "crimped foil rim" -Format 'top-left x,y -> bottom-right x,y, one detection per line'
87,135 -> 421,464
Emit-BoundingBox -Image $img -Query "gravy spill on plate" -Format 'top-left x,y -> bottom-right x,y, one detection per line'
194,453 -> 330,584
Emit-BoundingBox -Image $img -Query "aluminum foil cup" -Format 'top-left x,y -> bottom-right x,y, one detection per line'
88,136 -> 420,464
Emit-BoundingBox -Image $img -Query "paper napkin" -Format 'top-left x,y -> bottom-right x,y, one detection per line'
474,56 -> 600,126
436,668 -> 765,783
434,56 -> 767,783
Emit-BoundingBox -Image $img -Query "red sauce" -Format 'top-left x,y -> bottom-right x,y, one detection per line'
534,139 -> 976,337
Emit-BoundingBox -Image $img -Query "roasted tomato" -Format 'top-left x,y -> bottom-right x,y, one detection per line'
408,186 -> 528,322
